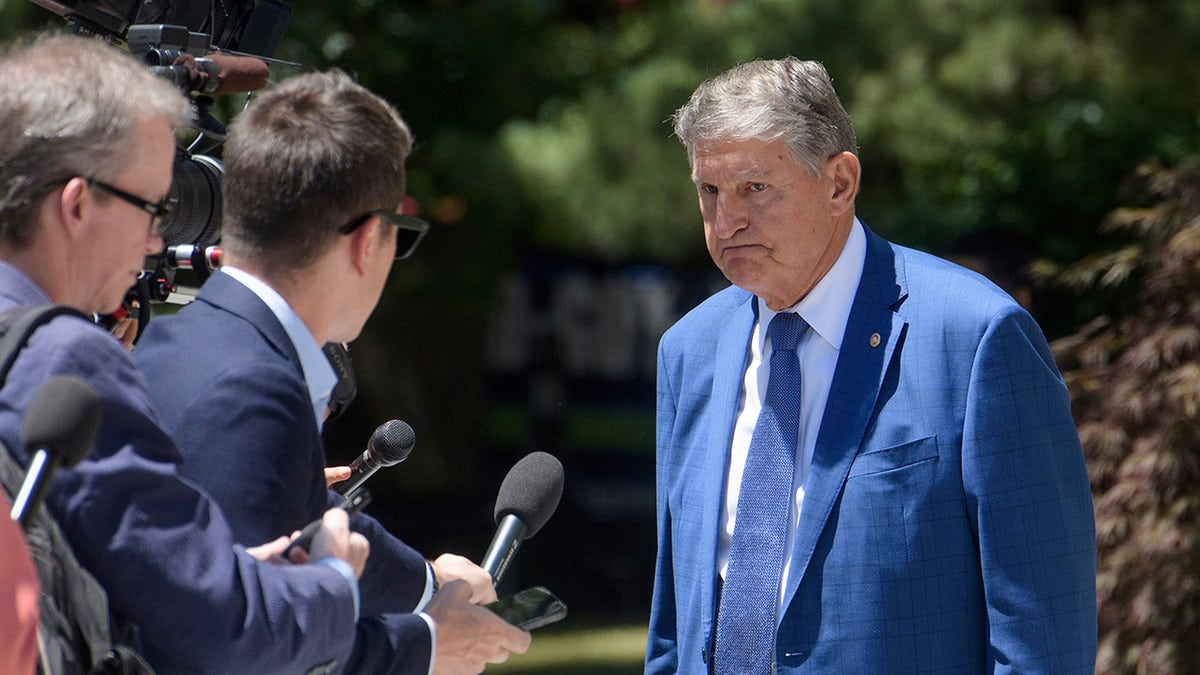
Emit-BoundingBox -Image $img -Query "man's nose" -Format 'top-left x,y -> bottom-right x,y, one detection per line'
710,195 -> 747,239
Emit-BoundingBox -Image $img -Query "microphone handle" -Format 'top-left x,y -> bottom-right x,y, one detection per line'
282,519 -> 323,559
281,491 -> 366,559
482,514 -> 527,587
10,449 -> 56,529
339,486 -> 372,514
328,450 -> 379,496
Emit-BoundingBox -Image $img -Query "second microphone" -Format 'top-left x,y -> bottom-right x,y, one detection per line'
329,419 -> 415,497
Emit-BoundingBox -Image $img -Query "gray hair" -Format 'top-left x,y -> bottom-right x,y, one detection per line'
0,33 -> 191,248
672,57 -> 857,176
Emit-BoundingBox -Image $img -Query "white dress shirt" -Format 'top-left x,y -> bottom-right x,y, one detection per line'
718,218 -> 867,614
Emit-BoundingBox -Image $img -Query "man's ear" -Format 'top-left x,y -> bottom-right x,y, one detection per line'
57,177 -> 89,236
345,215 -> 387,277
826,151 -> 861,217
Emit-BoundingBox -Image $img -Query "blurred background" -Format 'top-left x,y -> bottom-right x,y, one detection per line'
1,1 -> 1197,672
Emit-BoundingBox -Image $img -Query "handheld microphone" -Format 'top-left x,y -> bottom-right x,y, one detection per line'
328,419 -> 415,498
286,420 -> 413,556
10,376 -> 101,528
481,452 -> 564,587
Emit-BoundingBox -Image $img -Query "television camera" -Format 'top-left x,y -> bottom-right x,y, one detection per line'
27,0 -> 297,330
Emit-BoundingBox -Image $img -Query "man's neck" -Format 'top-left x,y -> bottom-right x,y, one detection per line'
221,257 -> 338,344
0,247 -> 82,312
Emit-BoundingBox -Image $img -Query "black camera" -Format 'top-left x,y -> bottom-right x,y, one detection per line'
28,0 -> 293,338
125,25 -> 228,257
31,0 -> 294,61
31,0 -> 293,307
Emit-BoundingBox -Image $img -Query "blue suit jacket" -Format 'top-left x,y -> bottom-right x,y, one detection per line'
646,228 -> 1097,673
135,271 -> 435,674
0,262 -> 358,674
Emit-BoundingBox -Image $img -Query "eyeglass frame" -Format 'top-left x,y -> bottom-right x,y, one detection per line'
338,209 -> 430,261
87,178 -> 172,237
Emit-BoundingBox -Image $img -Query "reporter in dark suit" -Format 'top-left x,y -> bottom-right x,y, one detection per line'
135,70 -> 531,674
0,33 -> 368,674
646,57 -> 1097,673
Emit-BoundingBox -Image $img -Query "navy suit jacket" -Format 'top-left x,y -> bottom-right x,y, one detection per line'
646,227 -> 1097,673
135,271 -> 435,674
0,262 -> 357,674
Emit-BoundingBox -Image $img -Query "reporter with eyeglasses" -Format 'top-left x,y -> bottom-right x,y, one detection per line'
134,70 -> 531,674
0,33 -> 371,674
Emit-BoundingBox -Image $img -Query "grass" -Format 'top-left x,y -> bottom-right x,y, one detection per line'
489,620 -> 647,674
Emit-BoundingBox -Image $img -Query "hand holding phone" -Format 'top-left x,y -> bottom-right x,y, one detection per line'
486,585 -> 568,631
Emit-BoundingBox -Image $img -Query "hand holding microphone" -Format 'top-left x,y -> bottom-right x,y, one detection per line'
306,508 -> 370,579
285,419 -> 413,557
481,452 -> 564,588
328,419 -> 415,502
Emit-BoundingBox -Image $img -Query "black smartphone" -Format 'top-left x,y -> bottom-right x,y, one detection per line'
486,585 -> 568,631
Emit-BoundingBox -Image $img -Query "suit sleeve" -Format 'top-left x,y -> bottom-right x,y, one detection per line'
168,360 -> 326,547
166,355 -> 432,617
343,613 -> 435,675
343,497 -> 432,615
645,338 -> 680,673
1,319 -> 358,673
962,308 -> 1097,673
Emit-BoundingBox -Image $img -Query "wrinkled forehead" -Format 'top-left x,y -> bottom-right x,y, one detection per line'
691,138 -> 798,182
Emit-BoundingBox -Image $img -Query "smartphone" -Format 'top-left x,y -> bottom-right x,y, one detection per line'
486,585 -> 568,631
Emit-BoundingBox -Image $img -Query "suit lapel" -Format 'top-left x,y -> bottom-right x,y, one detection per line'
783,229 -> 908,608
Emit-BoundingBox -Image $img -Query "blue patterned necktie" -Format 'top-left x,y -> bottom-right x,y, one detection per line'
714,312 -> 809,674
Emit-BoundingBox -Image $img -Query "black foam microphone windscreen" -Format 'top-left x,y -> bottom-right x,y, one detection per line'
11,375 -> 101,527
482,452 -> 565,585
21,375 -> 101,467
493,451 -> 564,540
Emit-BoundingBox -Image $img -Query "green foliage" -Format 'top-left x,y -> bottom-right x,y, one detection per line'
484,0 -> 1200,281
1052,155 -> 1200,675
4,7 -> 1200,635
499,61 -> 699,262
4,0 -> 1196,307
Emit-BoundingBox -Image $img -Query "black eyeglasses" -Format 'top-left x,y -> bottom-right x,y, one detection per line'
339,209 -> 430,260
87,178 -> 172,237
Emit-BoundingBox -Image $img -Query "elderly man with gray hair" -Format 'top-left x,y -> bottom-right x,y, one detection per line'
648,57 -> 1096,674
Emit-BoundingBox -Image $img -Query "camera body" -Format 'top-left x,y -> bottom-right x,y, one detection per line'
30,0 -> 293,327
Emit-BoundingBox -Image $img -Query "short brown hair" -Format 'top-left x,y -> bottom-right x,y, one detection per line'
220,70 -> 414,273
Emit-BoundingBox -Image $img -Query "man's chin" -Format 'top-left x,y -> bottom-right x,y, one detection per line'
97,297 -> 127,317
717,261 -> 760,291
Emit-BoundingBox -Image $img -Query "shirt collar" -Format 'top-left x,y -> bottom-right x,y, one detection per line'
0,260 -> 53,307
219,266 -> 337,431
757,217 -> 867,352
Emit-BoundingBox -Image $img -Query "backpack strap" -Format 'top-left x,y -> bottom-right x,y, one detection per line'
0,304 -> 155,675
0,305 -> 90,384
